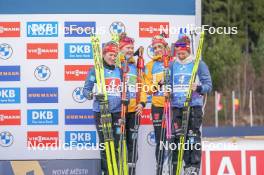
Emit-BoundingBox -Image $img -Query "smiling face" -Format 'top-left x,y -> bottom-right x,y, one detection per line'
153,43 -> 166,56
176,49 -> 190,60
103,52 -> 118,66
121,44 -> 134,58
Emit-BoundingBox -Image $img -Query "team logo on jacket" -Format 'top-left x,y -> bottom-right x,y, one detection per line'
147,131 -> 156,146
72,87 -> 87,103
34,65 -> 51,81
0,43 -> 13,60
109,21 -> 125,34
0,131 -> 14,147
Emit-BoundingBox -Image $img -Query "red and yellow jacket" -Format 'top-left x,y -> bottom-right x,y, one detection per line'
120,55 -> 147,113
144,55 -> 165,107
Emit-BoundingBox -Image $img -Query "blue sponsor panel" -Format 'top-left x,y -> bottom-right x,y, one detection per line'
0,0 -> 195,15
65,131 -> 96,147
64,22 -> 96,37
64,43 -> 93,59
0,88 -> 20,104
65,109 -> 95,125
0,66 -> 20,81
27,109 -> 58,125
0,160 -> 100,175
27,22 -> 58,37
27,87 -> 58,103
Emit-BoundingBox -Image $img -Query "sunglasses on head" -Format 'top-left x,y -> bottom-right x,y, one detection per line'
175,42 -> 187,47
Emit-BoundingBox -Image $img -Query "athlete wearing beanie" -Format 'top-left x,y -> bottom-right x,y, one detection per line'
83,41 -> 122,175
170,36 -> 212,174
118,33 -> 147,175
144,34 -> 170,172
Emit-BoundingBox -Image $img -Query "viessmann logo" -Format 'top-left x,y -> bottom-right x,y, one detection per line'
27,43 -> 58,59
27,131 -> 59,147
0,22 -> 20,37
64,65 -> 92,81
139,22 -> 169,38
0,110 -> 21,125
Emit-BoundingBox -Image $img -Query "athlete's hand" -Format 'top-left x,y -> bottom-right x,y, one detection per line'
136,104 -> 143,116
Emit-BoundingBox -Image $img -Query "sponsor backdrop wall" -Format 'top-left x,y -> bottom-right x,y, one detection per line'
0,0 -> 204,174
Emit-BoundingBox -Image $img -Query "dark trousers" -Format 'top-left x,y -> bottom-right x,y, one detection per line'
151,105 -> 165,163
125,112 -> 140,175
94,112 -> 121,175
125,112 -> 139,163
172,106 -> 203,171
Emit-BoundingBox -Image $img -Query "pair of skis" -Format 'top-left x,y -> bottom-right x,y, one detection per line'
91,35 -> 141,175
91,35 -> 118,175
175,31 -> 205,175
113,33 -> 144,175
156,31 -> 205,175
111,33 -> 129,175
129,46 -> 145,175
156,54 -> 173,175
91,34 -> 130,175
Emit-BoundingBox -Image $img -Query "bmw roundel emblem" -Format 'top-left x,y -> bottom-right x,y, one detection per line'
34,65 -> 51,81
0,131 -> 14,147
0,43 -> 13,60
109,21 -> 126,35
72,87 -> 87,103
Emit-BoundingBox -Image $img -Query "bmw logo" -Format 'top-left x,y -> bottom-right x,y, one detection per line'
34,65 -> 51,81
72,87 -> 87,103
147,131 -> 156,147
0,43 -> 13,60
109,21 -> 126,34
0,131 -> 14,147
147,45 -> 154,58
